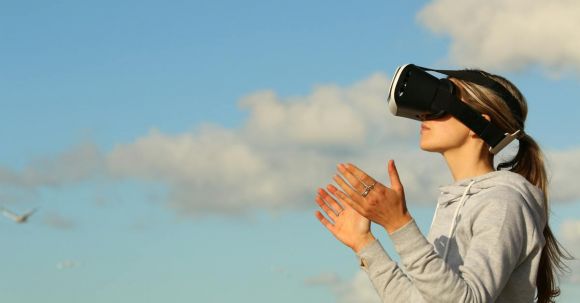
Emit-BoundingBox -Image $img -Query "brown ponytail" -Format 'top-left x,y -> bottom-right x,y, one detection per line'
497,133 -> 547,195
450,74 -> 572,303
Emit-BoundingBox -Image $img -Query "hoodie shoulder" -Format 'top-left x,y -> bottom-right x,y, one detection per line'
467,171 -> 546,232
476,171 -> 543,198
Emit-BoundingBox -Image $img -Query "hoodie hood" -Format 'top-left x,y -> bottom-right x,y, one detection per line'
438,170 -> 545,212
430,169 -> 547,262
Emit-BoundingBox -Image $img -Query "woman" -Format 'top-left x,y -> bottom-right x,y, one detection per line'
314,69 -> 570,302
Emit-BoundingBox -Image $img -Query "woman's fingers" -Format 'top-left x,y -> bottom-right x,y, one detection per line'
336,164 -> 367,193
317,188 -> 343,215
330,176 -> 368,215
341,163 -> 378,191
314,210 -> 335,233
332,174 -> 356,197
332,175 -> 366,211
326,184 -> 350,208
387,160 -> 404,194
315,193 -> 338,221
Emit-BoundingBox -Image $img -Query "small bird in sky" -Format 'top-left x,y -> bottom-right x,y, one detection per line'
1,207 -> 37,223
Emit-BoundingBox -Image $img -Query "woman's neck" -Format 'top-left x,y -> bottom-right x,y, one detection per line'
442,145 -> 494,182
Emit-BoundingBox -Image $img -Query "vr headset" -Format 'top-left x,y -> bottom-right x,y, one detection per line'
387,64 -> 522,154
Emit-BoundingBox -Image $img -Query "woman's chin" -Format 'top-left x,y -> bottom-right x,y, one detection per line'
420,141 -> 442,153
420,146 -> 436,152
419,140 -> 431,151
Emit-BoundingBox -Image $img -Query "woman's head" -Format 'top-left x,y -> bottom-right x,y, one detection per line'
446,72 -> 545,188
418,71 -> 527,159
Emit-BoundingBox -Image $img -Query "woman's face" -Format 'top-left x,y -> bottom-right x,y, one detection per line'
419,114 -> 472,153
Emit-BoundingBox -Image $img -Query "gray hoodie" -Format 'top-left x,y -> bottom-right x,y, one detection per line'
356,170 -> 546,302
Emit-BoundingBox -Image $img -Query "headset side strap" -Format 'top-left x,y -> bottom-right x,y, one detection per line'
431,82 -> 509,154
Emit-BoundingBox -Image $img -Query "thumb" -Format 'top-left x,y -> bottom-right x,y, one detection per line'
387,159 -> 404,193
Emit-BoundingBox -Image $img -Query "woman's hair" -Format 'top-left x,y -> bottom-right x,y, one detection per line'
449,73 -> 572,303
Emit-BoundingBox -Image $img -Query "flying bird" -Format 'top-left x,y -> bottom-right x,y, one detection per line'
1,207 -> 37,223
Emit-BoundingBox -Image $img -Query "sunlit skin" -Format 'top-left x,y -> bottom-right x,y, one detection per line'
314,112 -> 495,253
421,114 -> 495,181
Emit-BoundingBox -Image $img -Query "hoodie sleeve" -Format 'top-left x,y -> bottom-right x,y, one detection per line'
386,193 -> 530,303
355,235 -> 425,302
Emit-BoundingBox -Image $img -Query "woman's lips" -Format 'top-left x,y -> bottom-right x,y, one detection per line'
420,124 -> 430,134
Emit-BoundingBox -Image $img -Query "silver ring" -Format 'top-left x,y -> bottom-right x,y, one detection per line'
361,181 -> 377,197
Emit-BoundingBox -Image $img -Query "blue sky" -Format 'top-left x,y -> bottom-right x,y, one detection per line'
1,1 -> 580,302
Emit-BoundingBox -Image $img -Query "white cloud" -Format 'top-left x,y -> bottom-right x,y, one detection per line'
0,143 -> 104,187
305,272 -> 341,286
0,74 -> 578,218
547,148 -> 580,202
418,0 -> 580,73
558,220 -> 580,283
306,271 -> 380,303
105,73 -> 437,216
239,73 -> 417,148
240,89 -> 367,147
106,125 -> 317,215
560,220 -> 580,251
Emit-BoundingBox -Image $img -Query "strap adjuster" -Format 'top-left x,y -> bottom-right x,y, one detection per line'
489,129 -> 522,154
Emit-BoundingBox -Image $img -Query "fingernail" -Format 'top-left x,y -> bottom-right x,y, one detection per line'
337,163 -> 345,171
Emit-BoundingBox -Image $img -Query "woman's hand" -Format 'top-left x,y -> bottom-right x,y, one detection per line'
314,185 -> 376,253
334,160 -> 412,234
